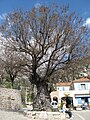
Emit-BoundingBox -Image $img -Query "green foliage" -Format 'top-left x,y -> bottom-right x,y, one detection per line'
58,102 -> 64,110
27,92 -> 34,102
5,75 -> 11,82
4,81 -> 12,88
22,104 -> 27,108
21,89 -> 26,104
30,93 -> 34,102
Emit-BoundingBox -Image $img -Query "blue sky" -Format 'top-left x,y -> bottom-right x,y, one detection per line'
0,0 -> 90,26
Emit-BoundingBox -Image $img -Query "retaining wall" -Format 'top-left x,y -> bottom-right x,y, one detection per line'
0,87 -> 22,110
24,111 -> 66,120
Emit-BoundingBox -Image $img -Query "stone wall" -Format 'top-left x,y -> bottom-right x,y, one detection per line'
0,87 -> 22,110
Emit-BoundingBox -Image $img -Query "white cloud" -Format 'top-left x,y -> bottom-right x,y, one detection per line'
84,18 -> 90,27
0,13 -> 7,20
34,3 -> 41,8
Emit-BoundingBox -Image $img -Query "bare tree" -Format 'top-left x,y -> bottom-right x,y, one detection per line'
53,55 -> 90,82
0,4 -> 89,110
0,48 -> 25,88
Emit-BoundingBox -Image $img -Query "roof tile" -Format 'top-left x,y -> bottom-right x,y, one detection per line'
56,82 -> 71,86
72,77 -> 90,83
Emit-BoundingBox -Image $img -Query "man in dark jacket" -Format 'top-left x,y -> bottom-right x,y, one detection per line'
65,96 -> 73,119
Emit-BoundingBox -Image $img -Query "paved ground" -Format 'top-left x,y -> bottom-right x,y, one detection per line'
2,109 -> 90,120
0,109 -> 66,120
0,110 -> 30,120
72,110 -> 90,120
65,110 -> 90,120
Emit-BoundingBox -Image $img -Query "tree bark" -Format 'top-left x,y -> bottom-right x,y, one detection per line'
33,81 -> 51,111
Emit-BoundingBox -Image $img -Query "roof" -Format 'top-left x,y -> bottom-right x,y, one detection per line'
72,77 -> 90,83
56,82 -> 72,86
56,77 -> 90,87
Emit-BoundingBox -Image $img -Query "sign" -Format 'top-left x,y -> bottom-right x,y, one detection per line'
64,92 -> 70,96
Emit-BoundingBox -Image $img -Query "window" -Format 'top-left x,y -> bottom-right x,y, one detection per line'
62,87 -> 65,91
78,84 -> 88,90
57,87 -> 59,90
80,84 -> 87,90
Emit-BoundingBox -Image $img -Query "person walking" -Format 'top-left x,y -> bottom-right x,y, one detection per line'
65,96 -> 73,119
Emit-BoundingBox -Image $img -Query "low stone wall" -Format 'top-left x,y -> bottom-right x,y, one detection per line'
0,87 -> 22,110
24,111 -> 66,120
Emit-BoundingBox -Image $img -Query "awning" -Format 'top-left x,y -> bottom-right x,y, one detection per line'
75,94 -> 90,98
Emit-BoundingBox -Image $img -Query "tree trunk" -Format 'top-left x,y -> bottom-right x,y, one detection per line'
33,81 -> 52,111
11,78 -> 14,88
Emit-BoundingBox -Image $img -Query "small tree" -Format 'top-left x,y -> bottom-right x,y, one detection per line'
0,48 -> 25,88
0,4 -> 89,110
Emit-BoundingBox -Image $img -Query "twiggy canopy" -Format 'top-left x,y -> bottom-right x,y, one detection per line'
0,5 -> 89,84
0,4 -> 90,110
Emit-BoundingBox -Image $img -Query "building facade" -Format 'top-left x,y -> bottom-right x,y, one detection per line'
50,77 -> 90,109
